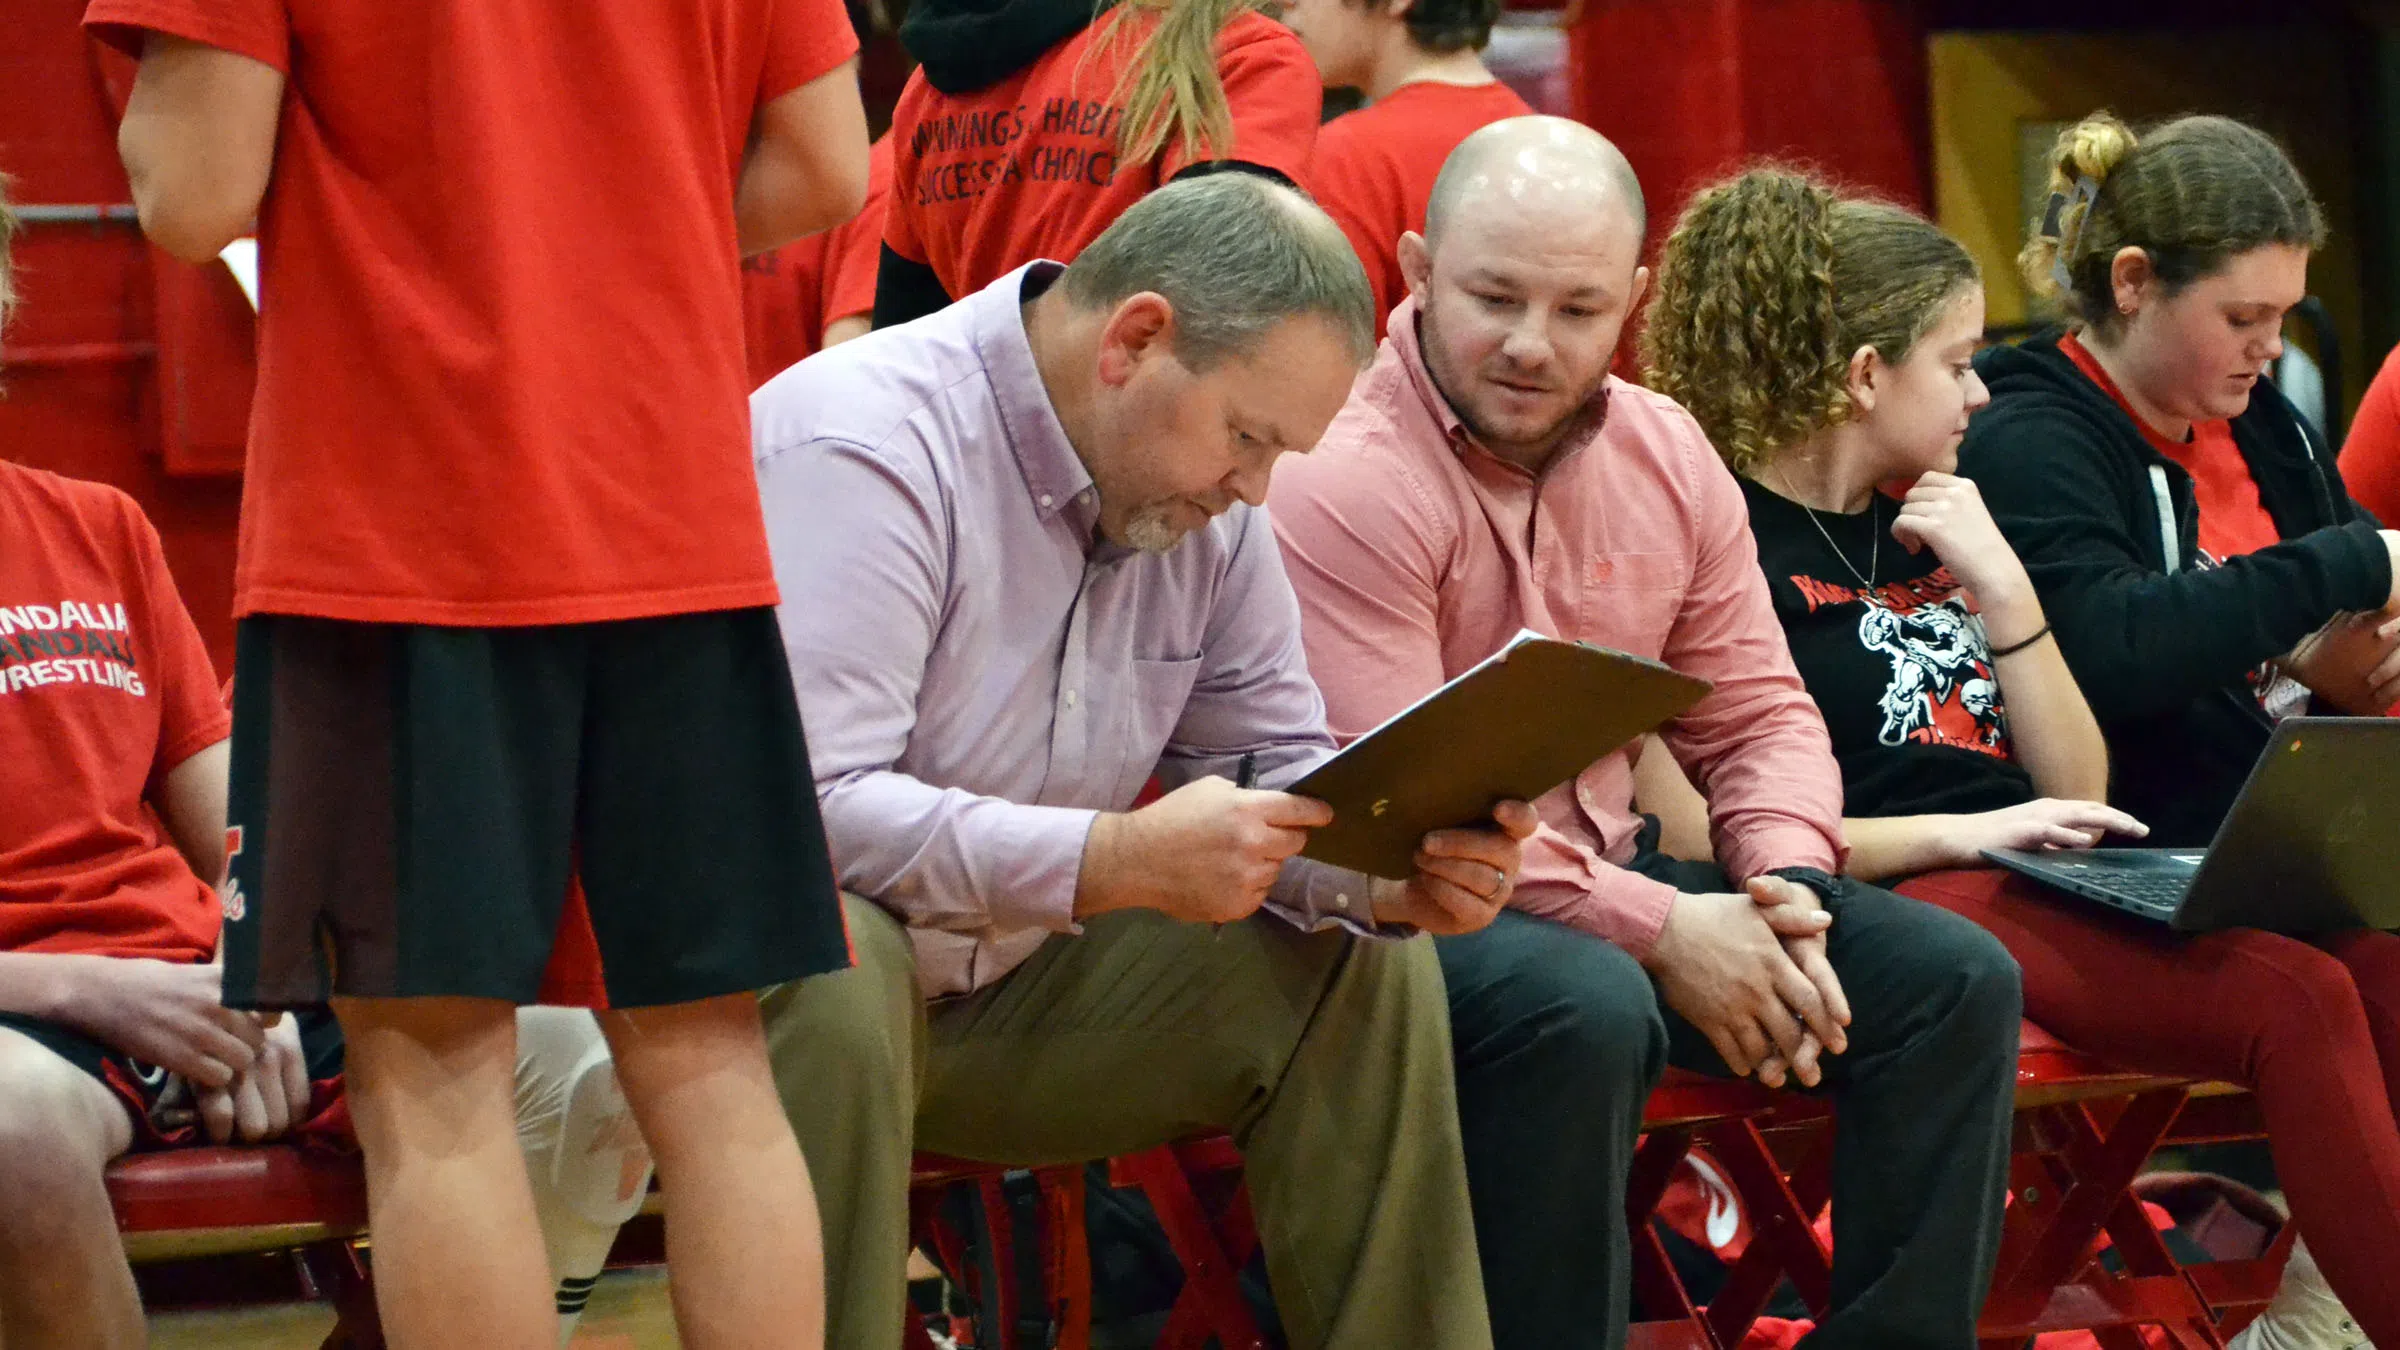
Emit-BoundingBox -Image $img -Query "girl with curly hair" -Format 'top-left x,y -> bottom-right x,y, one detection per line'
1644,158 -> 2396,1345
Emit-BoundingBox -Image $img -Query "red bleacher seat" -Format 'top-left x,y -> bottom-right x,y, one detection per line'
108,1145 -> 381,1350
901,1021 -> 2277,1350
106,1024 -> 2278,1350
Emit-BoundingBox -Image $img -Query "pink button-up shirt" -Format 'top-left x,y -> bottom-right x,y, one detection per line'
1269,297 -> 1846,958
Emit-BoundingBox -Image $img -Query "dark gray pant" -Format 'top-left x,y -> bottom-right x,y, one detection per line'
1436,849 -> 2022,1349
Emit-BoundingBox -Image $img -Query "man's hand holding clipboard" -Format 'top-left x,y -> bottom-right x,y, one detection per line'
1291,631 -> 1711,879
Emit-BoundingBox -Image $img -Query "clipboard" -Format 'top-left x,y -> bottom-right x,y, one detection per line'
1291,631 -> 1712,879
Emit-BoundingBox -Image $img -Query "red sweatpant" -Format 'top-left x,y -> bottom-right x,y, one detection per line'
1899,867 -> 2400,1343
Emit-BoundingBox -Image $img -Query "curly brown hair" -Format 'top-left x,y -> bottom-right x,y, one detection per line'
2019,111 -> 2323,335
1639,165 -> 1979,476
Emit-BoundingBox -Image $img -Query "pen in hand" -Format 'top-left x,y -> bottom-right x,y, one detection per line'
1218,752 -> 1260,941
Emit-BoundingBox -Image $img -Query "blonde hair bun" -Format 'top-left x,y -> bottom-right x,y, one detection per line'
2017,111 -> 2321,324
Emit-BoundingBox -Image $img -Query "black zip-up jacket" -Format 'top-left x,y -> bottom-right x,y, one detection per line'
1957,332 -> 2391,846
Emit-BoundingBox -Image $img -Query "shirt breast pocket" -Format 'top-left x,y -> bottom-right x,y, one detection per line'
1579,551 -> 1689,650
1120,656 -> 1204,803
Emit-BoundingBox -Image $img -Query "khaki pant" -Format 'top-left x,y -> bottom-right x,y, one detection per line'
759,895 -> 1492,1350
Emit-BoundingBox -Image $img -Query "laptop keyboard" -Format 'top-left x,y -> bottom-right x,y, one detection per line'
2103,872 -> 2192,916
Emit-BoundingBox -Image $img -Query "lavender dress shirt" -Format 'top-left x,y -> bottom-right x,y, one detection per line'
752,262 -> 1386,997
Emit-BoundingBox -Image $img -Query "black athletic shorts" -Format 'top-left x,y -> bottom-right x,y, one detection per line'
219,608 -> 849,1010
0,1007 -> 344,1148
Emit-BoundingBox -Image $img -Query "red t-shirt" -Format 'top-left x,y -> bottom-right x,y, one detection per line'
744,134 -> 895,389
85,0 -> 859,626
2061,332 -> 2281,562
0,463 -> 230,962
883,12 -> 1318,298
1307,80 -> 1532,338
2343,342 -> 2400,526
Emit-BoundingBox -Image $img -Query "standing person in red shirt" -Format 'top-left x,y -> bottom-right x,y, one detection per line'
87,2 -> 869,1346
2342,343 -> 2400,526
871,0 -> 1321,327
1279,0 -> 1530,337
0,182 -> 654,1348
745,133 -> 895,387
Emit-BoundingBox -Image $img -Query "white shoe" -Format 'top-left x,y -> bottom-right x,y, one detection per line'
2226,1239 -> 2373,1350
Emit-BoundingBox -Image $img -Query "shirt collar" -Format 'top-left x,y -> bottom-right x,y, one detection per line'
1384,292 -> 1612,473
975,262 -> 1100,530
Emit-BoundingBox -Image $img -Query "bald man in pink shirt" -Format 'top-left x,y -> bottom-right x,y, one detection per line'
1269,117 -> 2022,1350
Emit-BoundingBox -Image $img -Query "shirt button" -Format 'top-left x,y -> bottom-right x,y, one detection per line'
1064,689 -> 1078,709
1334,893 -> 1351,910
1038,493 -> 1054,508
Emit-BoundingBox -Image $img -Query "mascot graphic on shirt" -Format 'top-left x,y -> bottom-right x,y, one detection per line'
1856,596 -> 2009,757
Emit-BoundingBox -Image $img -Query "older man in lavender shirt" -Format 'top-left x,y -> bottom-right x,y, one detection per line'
747,174 -> 1537,1350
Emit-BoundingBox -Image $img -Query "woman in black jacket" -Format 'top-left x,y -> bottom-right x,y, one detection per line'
1960,112 -> 2400,849
1951,112 -> 2400,1341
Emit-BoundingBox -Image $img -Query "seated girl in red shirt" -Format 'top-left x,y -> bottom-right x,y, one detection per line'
1641,157 -> 2393,1348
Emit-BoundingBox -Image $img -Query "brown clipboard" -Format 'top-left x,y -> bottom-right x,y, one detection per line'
1291,633 -> 1712,879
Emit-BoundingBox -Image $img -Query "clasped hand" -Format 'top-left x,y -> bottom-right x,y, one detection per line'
56,953 -> 308,1142
1645,878 -> 1852,1090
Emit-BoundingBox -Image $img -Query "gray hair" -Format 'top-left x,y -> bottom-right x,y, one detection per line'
1059,172 -> 1377,369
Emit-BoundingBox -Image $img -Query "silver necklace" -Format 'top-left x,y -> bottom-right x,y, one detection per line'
1773,464 -> 1880,590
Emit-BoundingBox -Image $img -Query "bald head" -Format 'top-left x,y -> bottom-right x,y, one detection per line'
1398,117 -> 1653,478
1423,116 -> 1646,253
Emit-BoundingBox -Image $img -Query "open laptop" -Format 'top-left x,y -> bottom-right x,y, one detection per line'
1984,717 -> 2400,934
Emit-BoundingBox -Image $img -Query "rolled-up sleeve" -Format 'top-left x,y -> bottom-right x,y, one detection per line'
758,432 -> 1095,937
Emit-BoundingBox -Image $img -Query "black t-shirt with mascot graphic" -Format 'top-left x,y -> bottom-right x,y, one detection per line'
1739,477 -> 2036,819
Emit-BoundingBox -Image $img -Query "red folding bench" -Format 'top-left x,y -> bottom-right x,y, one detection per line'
1981,1028 -> 2283,1350
108,1144 -> 381,1350
1624,1022 -> 2286,1350
907,1152 -> 1098,1350
902,1066 -> 1825,1350
897,1022 -> 2285,1350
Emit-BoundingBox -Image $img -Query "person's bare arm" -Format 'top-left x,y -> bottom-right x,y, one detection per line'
0,951 -> 261,1087
821,314 -> 871,348
155,739 -> 231,888
737,61 -> 869,256
1892,472 -> 2112,801
119,34 -> 284,263
1840,801 -> 2144,883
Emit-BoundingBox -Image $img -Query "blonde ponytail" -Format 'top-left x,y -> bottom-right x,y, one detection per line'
1091,0 -> 1261,167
